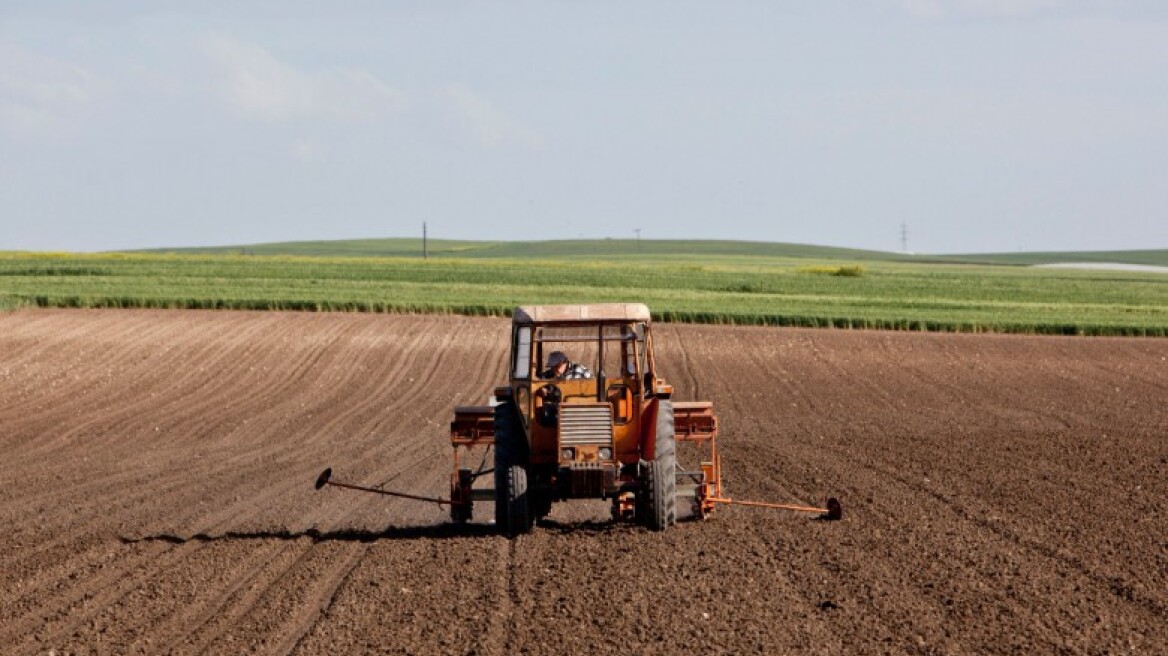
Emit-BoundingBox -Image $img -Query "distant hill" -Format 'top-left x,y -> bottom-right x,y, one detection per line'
138,238 -> 908,261
135,238 -> 1168,267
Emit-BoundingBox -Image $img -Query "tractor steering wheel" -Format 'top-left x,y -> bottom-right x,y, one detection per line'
537,383 -> 562,427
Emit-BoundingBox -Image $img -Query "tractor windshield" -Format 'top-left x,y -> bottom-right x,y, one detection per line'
532,322 -> 645,382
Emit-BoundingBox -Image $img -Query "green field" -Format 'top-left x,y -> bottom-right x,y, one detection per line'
2,245 -> 1166,336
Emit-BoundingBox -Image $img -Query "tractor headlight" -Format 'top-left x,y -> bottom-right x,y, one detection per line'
598,447 -> 613,460
561,447 -> 575,460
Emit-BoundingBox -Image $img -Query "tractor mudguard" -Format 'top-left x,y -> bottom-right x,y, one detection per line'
641,397 -> 660,461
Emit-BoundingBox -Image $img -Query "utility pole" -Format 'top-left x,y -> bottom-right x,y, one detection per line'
900,223 -> 908,253
634,228 -> 642,252
423,222 -> 428,260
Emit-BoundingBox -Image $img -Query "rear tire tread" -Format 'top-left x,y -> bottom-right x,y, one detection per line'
494,402 -> 533,537
642,400 -> 677,531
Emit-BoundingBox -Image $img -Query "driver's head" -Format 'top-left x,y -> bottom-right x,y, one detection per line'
547,351 -> 569,374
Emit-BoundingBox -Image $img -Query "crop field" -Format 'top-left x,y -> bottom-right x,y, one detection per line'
2,251 -> 1167,335
1,309 -> 1165,654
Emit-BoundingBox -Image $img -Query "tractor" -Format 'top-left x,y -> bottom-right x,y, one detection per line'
316,304 -> 840,535
450,303 -> 718,535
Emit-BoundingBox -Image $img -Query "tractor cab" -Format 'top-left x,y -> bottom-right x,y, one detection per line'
506,305 -> 669,471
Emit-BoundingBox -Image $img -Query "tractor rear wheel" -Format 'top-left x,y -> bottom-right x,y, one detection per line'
494,401 -> 532,537
641,400 -> 677,531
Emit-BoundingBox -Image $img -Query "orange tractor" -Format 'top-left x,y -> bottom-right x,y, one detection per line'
316,303 -> 840,535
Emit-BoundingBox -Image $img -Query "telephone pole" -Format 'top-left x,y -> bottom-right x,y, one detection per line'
634,228 -> 642,252
900,223 -> 908,253
423,222 -> 428,260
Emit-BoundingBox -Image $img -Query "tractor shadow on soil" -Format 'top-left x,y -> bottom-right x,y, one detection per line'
119,517 -> 659,545
119,523 -> 502,545
534,518 -> 648,536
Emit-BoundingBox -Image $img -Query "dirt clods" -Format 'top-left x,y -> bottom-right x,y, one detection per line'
1,309 -> 1166,654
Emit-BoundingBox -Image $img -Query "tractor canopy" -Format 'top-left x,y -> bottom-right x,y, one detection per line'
512,303 -> 652,325
508,304 -> 655,386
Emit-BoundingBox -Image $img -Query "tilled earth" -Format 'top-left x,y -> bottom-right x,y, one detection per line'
1,309 -> 1165,655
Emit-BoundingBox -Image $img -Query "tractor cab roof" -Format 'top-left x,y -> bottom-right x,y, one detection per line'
512,303 -> 651,325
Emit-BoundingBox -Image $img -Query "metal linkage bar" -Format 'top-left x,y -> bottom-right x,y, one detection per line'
708,496 -> 842,520
315,468 -> 455,507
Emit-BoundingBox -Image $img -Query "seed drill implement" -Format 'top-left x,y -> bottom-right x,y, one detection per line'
317,304 -> 841,535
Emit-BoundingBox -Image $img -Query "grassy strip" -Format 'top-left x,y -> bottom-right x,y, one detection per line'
942,249 -> 1168,267
12,295 -> 1163,336
1,252 -> 1165,336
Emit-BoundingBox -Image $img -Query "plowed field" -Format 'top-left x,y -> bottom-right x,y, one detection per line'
2,309 -> 1165,655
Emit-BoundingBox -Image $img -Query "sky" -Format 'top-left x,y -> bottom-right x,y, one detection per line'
2,0 -> 1166,254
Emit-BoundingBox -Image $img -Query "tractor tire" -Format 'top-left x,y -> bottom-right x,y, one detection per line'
493,402 -> 533,537
641,400 -> 677,531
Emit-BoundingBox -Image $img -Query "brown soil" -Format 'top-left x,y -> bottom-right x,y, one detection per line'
1,309 -> 1165,655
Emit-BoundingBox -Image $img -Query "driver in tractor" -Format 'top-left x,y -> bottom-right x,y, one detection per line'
539,350 -> 592,380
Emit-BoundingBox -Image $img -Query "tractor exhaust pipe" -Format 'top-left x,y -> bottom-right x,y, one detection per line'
314,467 -> 454,506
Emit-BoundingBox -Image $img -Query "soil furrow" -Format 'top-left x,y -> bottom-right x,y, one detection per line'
5,541 -> 210,653
277,545 -> 370,655
176,540 -> 320,656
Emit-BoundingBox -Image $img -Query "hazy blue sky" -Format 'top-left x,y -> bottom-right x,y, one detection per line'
2,1 -> 1166,253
